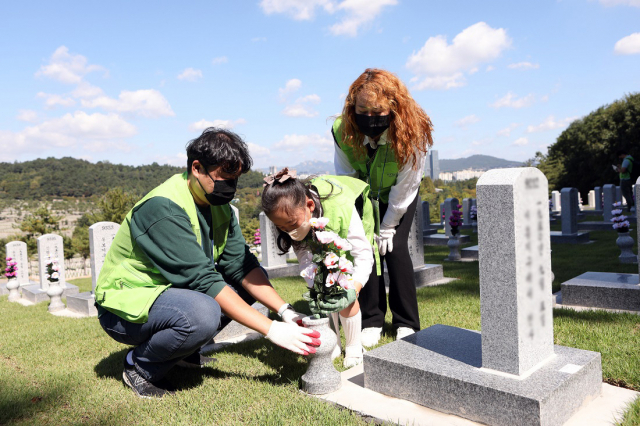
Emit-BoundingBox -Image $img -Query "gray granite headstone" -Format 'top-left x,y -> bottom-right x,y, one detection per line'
259,212 -> 286,268
89,222 -> 120,292
5,241 -> 30,286
561,188 -> 578,235
407,200 -> 425,268
603,184 -> 616,222
594,186 -> 602,210
550,190 -> 561,213
37,234 -> 66,290
616,186 -> 623,204
477,168 -> 554,375
462,198 -> 472,225
421,201 -> 430,230
587,190 -> 595,208
443,198 -> 459,237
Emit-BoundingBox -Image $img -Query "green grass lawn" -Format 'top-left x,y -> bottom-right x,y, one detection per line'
1,228 -> 639,425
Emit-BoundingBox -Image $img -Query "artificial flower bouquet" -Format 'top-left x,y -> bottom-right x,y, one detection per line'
449,204 -> 463,236
611,202 -> 630,233
5,257 -> 17,279
299,217 -> 356,316
45,259 -> 60,283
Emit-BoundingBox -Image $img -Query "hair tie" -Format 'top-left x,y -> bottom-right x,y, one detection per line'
263,167 -> 297,187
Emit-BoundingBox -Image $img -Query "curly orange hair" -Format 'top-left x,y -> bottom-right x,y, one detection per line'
338,68 -> 433,170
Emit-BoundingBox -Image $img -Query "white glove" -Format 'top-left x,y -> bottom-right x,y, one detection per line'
377,226 -> 396,256
266,321 -> 321,355
279,303 -> 305,326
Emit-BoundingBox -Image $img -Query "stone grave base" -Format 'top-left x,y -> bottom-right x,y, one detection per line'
423,234 -> 470,246
262,264 -> 300,279
549,231 -> 590,244
461,245 -> 478,260
315,365 -> 637,426
363,325 -> 602,426
560,272 -> 640,311
577,222 -> 618,231
552,291 -> 640,316
384,264 -> 444,288
66,291 -> 98,316
422,229 -> 438,236
0,283 -> 7,296
201,302 -> 269,353
21,283 -> 79,304
430,222 -> 444,229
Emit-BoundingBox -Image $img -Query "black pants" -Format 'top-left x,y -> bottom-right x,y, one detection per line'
620,179 -> 635,210
359,194 -> 421,331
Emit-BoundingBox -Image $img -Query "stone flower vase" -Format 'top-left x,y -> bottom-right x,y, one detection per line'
6,278 -> 20,302
301,316 -> 341,395
47,280 -> 65,313
616,231 -> 636,264
447,234 -> 461,261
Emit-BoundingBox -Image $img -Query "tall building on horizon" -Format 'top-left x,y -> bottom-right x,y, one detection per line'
425,150 -> 439,181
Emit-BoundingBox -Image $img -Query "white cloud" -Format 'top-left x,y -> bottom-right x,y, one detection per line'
188,118 -> 247,132
599,0 -> 640,6
454,114 -> 480,128
508,62 -> 540,70
273,134 -> 333,151
329,0 -> 398,37
497,123 -> 520,137
248,142 -> 271,158
81,89 -> 175,118
71,82 -> 104,99
279,78 -> 302,100
36,92 -> 76,108
486,65 -> 495,72
211,56 -> 228,65
406,22 -> 511,90
177,68 -> 203,82
282,94 -> 321,117
490,92 -> 535,109
512,137 -> 528,146
260,0 -> 396,36
84,140 -> 134,153
16,110 -> 38,122
150,152 -> 188,167
614,33 -> 640,55
35,46 -> 104,84
526,115 -> 578,133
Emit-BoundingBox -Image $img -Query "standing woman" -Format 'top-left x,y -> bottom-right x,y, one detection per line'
332,68 -> 433,346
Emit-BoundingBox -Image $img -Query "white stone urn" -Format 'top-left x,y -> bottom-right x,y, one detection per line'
47,280 -> 65,312
6,278 -> 20,302
616,231 -> 636,264
447,235 -> 462,261
300,316 -> 341,395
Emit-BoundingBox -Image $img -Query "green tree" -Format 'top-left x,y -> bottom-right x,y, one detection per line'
95,187 -> 138,224
16,205 -> 62,253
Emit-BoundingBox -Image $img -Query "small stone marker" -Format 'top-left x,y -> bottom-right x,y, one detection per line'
364,168 -> 602,426
421,201 -> 437,235
552,188 -> 590,243
594,186 -> 602,211
259,212 -> 299,278
5,241 -> 30,286
603,184 -> 616,222
551,190 -> 561,213
588,190 -> 595,209
616,186 -> 623,204
462,198 -> 472,226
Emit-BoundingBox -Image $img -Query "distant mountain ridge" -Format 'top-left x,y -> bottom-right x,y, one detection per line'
438,155 -> 522,172
259,161 -> 334,175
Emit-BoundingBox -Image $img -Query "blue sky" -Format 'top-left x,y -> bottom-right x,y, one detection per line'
1,0 -> 639,169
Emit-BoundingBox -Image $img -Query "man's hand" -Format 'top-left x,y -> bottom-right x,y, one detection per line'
376,225 -> 396,256
278,303 -> 306,326
309,289 -> 357,316
266,321 -> 321,355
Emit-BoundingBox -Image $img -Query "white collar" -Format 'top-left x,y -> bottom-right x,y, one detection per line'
363,129 -> 389,150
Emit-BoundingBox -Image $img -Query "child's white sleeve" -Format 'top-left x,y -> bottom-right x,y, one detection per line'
293,245 -> 314,288
347,206 -> 374,287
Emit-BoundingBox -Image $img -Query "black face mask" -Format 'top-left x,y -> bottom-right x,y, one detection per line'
197,171 -> 238,206
355,113 -> 391,138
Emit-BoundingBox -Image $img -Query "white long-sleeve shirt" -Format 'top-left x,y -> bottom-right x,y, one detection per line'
294,205 -> 373,288
334,130 -> 426,228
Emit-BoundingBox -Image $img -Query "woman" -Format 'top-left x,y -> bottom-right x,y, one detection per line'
332,68 -> 434,346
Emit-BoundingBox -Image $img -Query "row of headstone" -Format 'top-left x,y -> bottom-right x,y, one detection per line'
550,188 -> 590,244
424,198 -> 471,246
364,167 -> 602,426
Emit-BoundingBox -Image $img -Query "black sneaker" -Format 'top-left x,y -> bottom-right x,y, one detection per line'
122,358 -> 175,399
176,352 -> 217,369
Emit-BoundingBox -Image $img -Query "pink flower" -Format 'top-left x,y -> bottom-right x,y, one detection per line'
333,237 -> 353,251
325,271 -> 341,287
316,231 -> 337,245
338,256 -> 354,274
323,252 -> 340,269
309,217 -> 330,230
337,273 -> 355,290
300,264 -> 318,284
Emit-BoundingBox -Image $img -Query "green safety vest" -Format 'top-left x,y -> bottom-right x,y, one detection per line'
620,155 -> 634,180
95,172 -> 231,323
333,117 -> 399,204
311,175 -> 381,275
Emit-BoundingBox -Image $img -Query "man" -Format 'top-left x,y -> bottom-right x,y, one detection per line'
95,128 -> 319,398
615,149 -> 635,212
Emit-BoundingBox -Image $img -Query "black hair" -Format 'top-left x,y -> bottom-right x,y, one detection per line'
261,176 -> 334,254
616,148 -> 628,157
186,127 -> 252,174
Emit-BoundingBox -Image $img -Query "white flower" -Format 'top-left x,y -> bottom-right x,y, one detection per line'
45,274 -> 50,279
333,237 -> 353,251
309,217 -> 330,230
316,231 -> 337,245
337,273 -> 355,290
612,209 -> 623,215
338,256 -> 354,274
323,252 -> 340,269
51,272 -> 59,279
613,202 -> 622,207
300,264 -> 317,284
325,271 -> 340,287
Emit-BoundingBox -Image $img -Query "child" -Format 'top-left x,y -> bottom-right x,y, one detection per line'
261,168 -> 379,368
